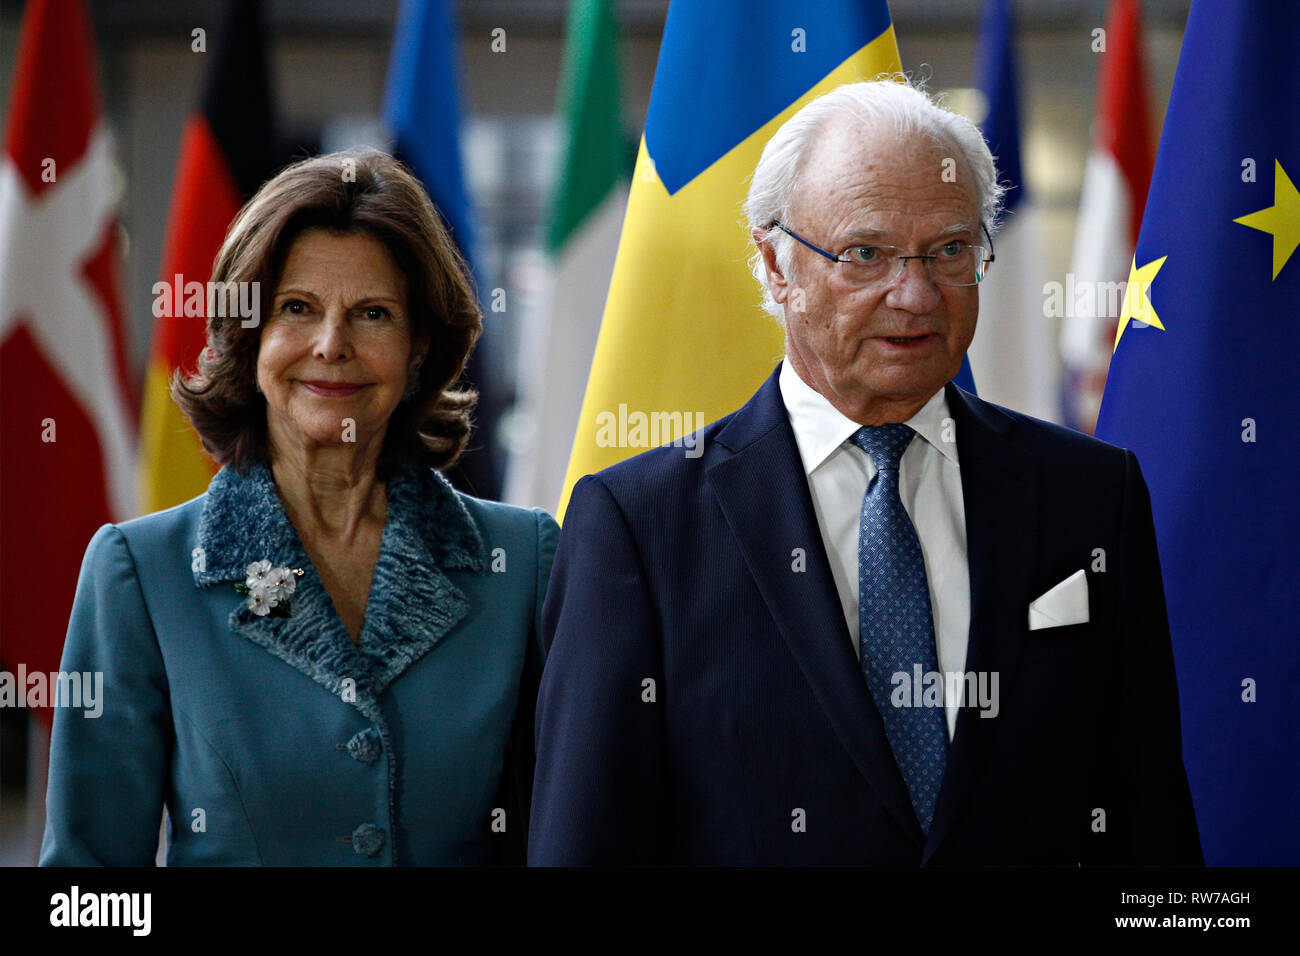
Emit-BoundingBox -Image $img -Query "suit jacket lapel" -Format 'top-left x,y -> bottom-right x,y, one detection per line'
707,366 -> 923,844
922,383 -> 1039,863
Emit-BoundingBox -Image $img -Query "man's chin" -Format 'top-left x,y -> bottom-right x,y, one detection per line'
850,363 -> 948,396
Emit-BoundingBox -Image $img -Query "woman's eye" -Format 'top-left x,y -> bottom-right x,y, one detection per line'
280,299 -> 308,315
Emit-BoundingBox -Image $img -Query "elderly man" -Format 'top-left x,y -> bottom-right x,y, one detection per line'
529,80 -> 1202,865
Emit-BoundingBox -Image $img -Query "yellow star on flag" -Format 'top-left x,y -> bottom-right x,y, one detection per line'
1233,159 -> 1300,280
1114,254 -> 1168,352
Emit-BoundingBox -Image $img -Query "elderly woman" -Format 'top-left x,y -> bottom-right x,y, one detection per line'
40,151 -> 557,865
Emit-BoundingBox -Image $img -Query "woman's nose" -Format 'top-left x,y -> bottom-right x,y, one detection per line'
313,311 -> 353,361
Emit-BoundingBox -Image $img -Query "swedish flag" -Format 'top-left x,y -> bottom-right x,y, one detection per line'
1097,0 -> 1300,865
557,1 -> 904,518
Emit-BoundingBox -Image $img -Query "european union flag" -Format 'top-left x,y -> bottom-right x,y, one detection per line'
1096,0 -> 1300,865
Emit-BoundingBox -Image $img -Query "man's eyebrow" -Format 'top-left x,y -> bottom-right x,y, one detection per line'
841,223 -> 978,244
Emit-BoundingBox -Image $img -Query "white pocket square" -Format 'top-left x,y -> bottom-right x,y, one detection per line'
1028,569 -> 1089,630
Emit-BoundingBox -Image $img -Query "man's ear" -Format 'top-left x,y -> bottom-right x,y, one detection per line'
752,228 -> 791,305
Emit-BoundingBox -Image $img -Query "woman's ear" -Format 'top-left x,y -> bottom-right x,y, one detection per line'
410,327 -> 431,372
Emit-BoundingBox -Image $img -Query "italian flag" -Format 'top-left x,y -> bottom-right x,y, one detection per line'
504,0 -> 629,511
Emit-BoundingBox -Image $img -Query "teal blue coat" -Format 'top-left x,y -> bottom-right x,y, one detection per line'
39,461 -> 558,865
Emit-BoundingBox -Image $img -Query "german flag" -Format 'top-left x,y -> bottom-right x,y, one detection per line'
139,0 -> 276,511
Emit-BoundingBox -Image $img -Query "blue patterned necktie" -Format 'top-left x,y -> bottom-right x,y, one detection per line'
850,423 -> 948,833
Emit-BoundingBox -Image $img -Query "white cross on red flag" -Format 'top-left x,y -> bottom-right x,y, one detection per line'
0,0 -> 138,725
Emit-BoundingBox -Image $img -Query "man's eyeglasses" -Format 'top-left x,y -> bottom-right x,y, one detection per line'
770,222 -> 996,287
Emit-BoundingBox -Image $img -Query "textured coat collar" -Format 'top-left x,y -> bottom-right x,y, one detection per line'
193,460 -> 485,722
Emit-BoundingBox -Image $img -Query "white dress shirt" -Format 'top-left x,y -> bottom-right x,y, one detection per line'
778,360 -> 971,741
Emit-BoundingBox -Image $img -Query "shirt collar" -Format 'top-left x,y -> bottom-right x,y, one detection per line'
778,359 -> 959,476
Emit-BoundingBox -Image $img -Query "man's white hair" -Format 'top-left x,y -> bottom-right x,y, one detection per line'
745,77 -> 1005,323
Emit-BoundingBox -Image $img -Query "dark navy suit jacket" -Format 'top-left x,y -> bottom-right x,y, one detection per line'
530,364 -> 1202,865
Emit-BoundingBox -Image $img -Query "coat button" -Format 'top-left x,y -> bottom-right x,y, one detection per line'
351,823 -> 386,858
341,727 -> 382,763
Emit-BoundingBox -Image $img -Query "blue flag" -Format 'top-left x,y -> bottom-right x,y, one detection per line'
966,0 -> 1057,420
384,0 -> 476,255
975,0 -> 1024,215
383,0 -> 502,498
1096,0 -> 1300,865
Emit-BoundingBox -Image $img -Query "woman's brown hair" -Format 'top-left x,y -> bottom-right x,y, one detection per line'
171,149 -> 481,478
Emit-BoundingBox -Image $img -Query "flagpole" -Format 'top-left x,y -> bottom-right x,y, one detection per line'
24,719 -> 49,865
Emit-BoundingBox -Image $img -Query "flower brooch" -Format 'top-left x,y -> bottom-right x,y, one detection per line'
234,559 -> 304,617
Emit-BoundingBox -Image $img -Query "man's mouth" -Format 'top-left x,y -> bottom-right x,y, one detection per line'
881,333 -> 934,345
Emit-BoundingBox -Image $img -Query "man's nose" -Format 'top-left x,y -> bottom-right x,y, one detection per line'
884,256 -> 943,312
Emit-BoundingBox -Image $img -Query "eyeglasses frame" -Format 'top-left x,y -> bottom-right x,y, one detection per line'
769,221 -> 997,287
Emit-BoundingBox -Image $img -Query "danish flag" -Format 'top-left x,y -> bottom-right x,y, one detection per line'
0,0 -> 138,723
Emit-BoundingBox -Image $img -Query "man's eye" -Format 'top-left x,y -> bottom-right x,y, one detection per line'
937,241 -> 965,258
845,246 -> 880,264
362,306 -> 390,320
